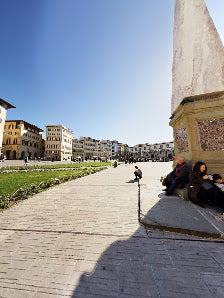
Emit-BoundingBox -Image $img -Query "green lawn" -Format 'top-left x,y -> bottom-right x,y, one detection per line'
0,169 -> 85,196
0,162 -> 112,171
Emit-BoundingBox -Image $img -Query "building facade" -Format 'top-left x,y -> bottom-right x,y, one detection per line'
3,120 -> 43,160
97,140 -> 111,159
0,98 -> 16,156
121,144 -> 129,158
111,140 -> 122,159
81,137 -> 98,160
72,137 -> 112,160
45,125 -> 73,161
71,137 -> 174,162
129,142 -> 174,160
72,138 -> 84,160
150,142 -> 174,160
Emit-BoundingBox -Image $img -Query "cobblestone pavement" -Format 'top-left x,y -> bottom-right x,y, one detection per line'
0,163 -> 224,297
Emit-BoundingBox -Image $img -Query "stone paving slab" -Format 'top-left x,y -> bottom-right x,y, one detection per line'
139,162 -> 224,238
0,163 -> 224,297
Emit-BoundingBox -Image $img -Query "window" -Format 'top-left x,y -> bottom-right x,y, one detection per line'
6,139 -> 11,144
13,139 -> 17,144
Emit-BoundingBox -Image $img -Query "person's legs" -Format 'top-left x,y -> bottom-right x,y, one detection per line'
163,178 -> 173,190
216,191 -> 224,208
190,188 -> 205,208
166,180 -> 178,195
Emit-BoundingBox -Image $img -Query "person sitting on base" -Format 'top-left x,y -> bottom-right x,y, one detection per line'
163,155 -> 190,196
134,166 -> 142,180
188,161 -> 215,208
212,174 -> 224,208
213,174 -> 224,192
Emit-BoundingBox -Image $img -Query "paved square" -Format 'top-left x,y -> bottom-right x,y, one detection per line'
0,163 -> 224,297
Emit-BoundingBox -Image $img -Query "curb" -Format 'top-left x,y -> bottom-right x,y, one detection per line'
138,181 -> 224,241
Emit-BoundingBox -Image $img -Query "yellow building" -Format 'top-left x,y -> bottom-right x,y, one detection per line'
3,120 -> 43,160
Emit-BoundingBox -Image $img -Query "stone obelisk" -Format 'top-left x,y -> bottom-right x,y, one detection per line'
172,0 -> 224,112
170,0 -> 224,175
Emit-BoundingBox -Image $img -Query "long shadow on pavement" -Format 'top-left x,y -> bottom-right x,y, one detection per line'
72,227 -> 161,297
72,173 -> 224,297
72,225 -> 224,298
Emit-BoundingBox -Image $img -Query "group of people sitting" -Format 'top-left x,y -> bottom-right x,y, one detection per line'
163,156 -> 224,208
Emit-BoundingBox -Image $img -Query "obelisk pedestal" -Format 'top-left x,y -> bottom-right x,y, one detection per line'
170,91 -> 224,176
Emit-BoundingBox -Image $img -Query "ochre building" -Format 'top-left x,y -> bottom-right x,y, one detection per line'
3,120 -> 43,160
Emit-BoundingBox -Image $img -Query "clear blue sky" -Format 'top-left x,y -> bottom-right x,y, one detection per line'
0,0 -> 223,146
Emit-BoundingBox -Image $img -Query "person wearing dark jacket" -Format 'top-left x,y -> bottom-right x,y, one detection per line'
134,166 -> 142,180
164,156 -> 190,196
212,174 -> 224,207
188,161 -> 211,208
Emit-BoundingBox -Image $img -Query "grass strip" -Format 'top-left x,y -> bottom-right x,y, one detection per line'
0,169 -> 83,196
0,167 -> 105,210
0,162 -> 113,171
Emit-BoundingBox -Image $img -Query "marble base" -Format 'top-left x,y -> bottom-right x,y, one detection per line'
170,91 -> 224,177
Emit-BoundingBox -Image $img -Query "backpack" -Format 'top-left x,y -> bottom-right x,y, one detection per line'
138,169 -> 142,178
